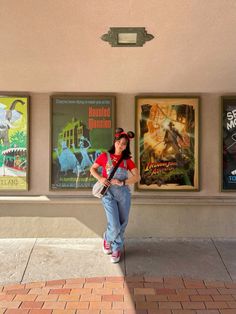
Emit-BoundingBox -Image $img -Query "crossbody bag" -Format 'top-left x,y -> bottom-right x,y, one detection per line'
92,153 -> 124,198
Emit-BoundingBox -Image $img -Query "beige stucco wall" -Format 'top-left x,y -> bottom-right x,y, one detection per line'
0,93 -> 236,238
0,1 -> 236,237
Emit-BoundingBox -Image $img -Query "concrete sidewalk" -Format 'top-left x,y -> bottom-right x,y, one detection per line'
1,238 -> 236,285
1,238 -> 236,314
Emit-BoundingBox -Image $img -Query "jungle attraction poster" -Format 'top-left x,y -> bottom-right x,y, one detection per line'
0,96 -> 29,191
51,95 -> 115,190
136,96 -> 199,191
222,97 -> 236,191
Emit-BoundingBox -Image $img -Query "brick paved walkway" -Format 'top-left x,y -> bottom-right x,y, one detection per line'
0,276 -> 236,314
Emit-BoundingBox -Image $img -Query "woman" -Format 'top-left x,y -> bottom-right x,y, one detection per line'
90,128 -> 140,263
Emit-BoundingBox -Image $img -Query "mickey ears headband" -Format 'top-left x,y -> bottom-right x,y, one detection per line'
115,127 -> 135,140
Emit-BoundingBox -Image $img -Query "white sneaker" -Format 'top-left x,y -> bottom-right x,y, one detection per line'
110,250 -> 121,263
103,238 -> 112,254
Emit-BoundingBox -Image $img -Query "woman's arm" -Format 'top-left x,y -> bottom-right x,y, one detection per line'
125,168 -> 140,185
90,163 -> 110,187
110,167 -> 140,186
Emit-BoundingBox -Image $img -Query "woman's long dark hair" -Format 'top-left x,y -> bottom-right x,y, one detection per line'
108,128 -> 135,160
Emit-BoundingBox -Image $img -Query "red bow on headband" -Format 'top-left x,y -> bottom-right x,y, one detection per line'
115,131 -> 128,138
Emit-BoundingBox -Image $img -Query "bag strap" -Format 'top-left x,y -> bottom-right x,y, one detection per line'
106,152 -> 112,166
100,154 -> 124,196
107,154 -> 124,180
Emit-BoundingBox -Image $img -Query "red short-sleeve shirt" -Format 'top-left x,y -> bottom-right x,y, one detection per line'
95,152 -> 136,178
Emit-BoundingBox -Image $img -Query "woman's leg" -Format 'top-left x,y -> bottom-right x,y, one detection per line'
116,188 -> 131,249
102,193 -> 121,248
102,188 -> 131,252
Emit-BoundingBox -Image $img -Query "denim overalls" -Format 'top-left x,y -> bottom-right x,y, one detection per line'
102,153 -> 131,252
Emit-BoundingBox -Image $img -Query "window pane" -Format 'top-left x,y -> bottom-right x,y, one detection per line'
118,33 -> 137,44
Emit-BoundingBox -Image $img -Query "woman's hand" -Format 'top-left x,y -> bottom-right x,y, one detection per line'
100,177 -> 111,187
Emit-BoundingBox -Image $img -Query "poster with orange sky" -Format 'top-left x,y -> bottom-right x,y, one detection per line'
136,96 -> 199,191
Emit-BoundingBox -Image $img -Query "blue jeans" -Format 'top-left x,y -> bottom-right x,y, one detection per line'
102,182 -> 131,252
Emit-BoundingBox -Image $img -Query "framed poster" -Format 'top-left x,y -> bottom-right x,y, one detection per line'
0,95 -> 29,191
221,96 -> 236,191
135,96 -> 199,191
50,95 -> 115,190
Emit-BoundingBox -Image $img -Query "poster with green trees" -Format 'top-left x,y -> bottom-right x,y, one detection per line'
136,96 -> 199,191
0,95 -> 29,190
50,95 -> 115,190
